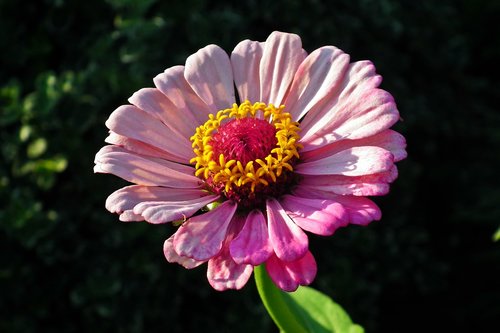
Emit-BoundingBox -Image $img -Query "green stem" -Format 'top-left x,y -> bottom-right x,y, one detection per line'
254,265 -> 307,333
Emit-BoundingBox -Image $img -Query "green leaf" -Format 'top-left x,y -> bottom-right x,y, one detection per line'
493,226 -> 500,242
27,138 -> 47,158
254,265 -> 364,333
285,286 -> 365,333
19,125 -> 32,142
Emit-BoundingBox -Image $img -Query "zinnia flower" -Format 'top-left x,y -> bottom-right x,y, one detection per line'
94,31 -> 406,291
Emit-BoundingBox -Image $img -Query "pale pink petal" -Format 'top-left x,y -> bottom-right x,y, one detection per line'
265,251 -> 317,292
164,235 -> 205,269
260,31 -> 306,106
279,194 -> 349,236
105,185 -> 154,221
128,88 -> 195,141
302,129 -> 407,162
295,146 -> 394,176
366,130 -> 407,162
300,61 -> 382,130
284,46 -> 350,121
301,89 -> 399,150
231,40 -> 263,103
94,145 -> 200,188
298,180 -> 388,197
207,253 -> 253,291
133,194 -> 219,224
333,195 -> 382,225
106,169 -> 208,222
266,198 -> 308,262
292,187 -> 381,226
105,105 -> 192,162
300,61 -> 399,149
207,215 -> 253,290
174,201 -> 238,261
296,166 -> 398,196
105,185 -> 207,217
229,210 -> 273,265
105,132 -> 185,163
118,210 -> 144,222
106,185 -> 210,214
153,65 -> 212,126
184,45 -> 235,111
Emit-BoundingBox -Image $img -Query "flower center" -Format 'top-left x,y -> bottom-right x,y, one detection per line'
210,117 -> 277,165
190,100 -> 302,209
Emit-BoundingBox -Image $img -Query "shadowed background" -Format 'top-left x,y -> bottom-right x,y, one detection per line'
1,0 -> 499,332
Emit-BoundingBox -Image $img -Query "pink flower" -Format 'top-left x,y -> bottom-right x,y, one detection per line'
94,31 -> 406,291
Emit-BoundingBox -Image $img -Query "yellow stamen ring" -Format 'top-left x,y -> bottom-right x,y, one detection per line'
190,100 -> 302,194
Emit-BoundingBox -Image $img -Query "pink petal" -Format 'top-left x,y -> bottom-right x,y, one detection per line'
184,45 -> 235,111
292,187 -> 381,226
105,185 -> 208,222
302,129 -> 407,163
207,215 -> 253,291
266,198 -> 308,262
128,88 -> 195,142
295,146 -> 394,176
231,40 -> 263,103
265,251 -> 317,292
94,145 -> 200,188
105,132 -> 186,163
368,130 -> 407,162
153,65 -> 213,126
279,194 -> 349,236
297,166 -> 398,196
164,235 -> 205,269
174,201 -> 237,261
105,185 -> 160,214
105,104 -> 192,162
106,185 -> 209,213
229,210 -> 273,265
300,60 -> 382,130
207,253 -> 253,291
260,31 -> 306,106
300,61 -> 399,148
133,194 -> 219,224
284,46 -> 350,122
118,210 -> 144,222
333,195 -> 382,225
301,89 -> 399,150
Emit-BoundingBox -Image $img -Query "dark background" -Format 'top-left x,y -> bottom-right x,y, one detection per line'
1,0 -> 499,332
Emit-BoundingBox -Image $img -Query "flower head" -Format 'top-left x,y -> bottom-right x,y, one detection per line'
94,31 -> 406,291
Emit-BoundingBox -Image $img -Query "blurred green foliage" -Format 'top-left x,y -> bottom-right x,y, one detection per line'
1,0 -> 499,332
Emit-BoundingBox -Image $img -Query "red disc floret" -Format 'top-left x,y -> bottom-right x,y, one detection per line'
210,118 -> 277,165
